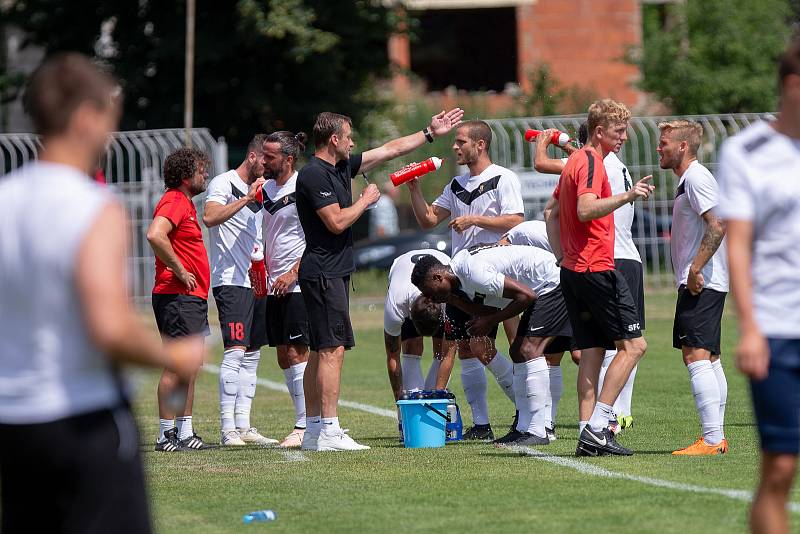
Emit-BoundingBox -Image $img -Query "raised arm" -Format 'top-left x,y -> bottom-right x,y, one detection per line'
203,178 -> 266,227
576,175 -> 653,222
360,108 -> 464,173
533,128 -> 572,175
687,209 -> 727,295
406,178 -> 450,229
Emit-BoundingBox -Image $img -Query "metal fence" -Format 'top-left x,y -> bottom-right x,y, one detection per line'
0,128 -> 228,305
485,113 -> 775,289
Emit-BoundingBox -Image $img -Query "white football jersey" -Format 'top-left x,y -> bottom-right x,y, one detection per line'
503,221 -> 551,251
433,164 -> 524,255
205,169 -> 264,288
605,152 -> 641,262
384,249 -> 451,336
717,121 -> 800,337
671,161 -> 729,292
262,172 -> 304,294
450,244 -> 560,309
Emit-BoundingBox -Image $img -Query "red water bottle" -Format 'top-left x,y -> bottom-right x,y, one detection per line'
248,243 -> 268,298
390,157 -> 443,186
524,129 -> 570,147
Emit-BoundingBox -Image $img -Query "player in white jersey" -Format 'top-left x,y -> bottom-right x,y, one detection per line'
261,131 -> 311,448
0,53 -> 203,533
407,120 -> 525,440
658,120 -> 729,456
500,220 -> 551,251
204,135 -> 275,447
411,244 -> 573,447
717,39 -> 800,532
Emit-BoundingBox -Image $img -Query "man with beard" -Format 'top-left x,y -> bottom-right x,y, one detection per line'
203,135 -> 274,447
406,120 -> 524,440
148,148 -> 213,451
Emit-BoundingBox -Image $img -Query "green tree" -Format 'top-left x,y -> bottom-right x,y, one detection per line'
1,0 -> 395,146
637,0 -> 794,114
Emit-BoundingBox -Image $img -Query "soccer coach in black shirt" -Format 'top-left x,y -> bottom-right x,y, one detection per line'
297,109 -> 464,451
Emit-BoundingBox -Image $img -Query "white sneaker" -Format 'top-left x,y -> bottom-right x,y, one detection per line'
220,430 -> 246,447
301,430 -> 319,451
279,428 -> 305,448
316,428 -> 370,452
238,427 -> 279,446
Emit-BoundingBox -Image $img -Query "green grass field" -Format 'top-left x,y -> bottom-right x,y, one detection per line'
133,291 -> 795,533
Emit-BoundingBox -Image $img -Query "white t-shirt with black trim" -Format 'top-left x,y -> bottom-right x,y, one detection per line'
605,152 -> 641,262
670,161 -> 729,292
262,172 -> 303,294
503,221 -> 551,251
205,169 -> 264,288
449,244 -> 560,309
717,121 -> 800,338
384,249 -> 451,337
433,163 -> 524,255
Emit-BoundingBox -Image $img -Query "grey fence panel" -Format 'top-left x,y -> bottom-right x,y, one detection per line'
485,113 -> 773,289
0,128 -> 227,305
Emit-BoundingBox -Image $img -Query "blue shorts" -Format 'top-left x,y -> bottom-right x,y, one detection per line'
750,338 -> 800,455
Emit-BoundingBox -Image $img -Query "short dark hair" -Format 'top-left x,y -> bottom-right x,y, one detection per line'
578,122 -> 589,146
410,255 -> 445,290
410,296 -> 442,337
265,130 -> 308,167
459,120 -> 492,150
23,52 -> 121,137
313,112 -> 352,148
163,148 -> 210,189
779,37 -> 800,88
247,134 -> 268,156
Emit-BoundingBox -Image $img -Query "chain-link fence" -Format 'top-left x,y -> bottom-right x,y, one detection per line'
485,113 -> 775,289
0,128 -> 227,305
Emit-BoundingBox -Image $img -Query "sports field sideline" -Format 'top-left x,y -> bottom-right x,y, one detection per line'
132,291 -> 794,533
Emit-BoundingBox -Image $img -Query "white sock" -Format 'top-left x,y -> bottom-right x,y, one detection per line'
579,421 -> 588,434
486,351 -> 515,402
547,365 -> 563,429
176,416 -> 193,440
688,360 -> 723,445
158,418 -> 174,442
321,416 -> 341,433
461,357 -> 489,425
588,401 -> 615,432
401,354 -> 424,391
307,416 -> 321,436
712,359 -> 728,439
219,348 -> 244,432
284,362 -> 308,429
235,350 -> 260,430
614,364 -> 637,418
424,358 -> 442,390
522,358 -> 549,437
597,350 -> 616,398
513,363 -> 531,433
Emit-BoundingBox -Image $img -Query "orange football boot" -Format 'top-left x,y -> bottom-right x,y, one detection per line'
672,437 -> 726,455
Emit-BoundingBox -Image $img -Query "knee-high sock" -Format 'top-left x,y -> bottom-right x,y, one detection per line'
711,359 -> 728,438
523,358 -> 550,438
235,350 -> 260,430
461,357 -> 489,425
513,363 -> 530,433
284,361 -> 308,429
687,360 -> 723,445
486,351 -> 515,403
597,350 -> 616,399
401,354 -> 424,391
614,364 -> 637,418
547,365 -> 563,429
219,348 -> 245,432
424,358 -> 442,391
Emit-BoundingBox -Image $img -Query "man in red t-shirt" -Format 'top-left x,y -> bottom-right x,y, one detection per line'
147,148 -> 212,451
546,99 -> 654,456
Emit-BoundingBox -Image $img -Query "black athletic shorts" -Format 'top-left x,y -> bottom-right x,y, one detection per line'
615,258 -> 646,330
299,276 -> 355,351
519,286 -> 573,354
212,285 -> 268,349
266,293 -> 310,347
400,317 -> 445,341
152,293 -> 209,339
672,285 -> 727,355
0,407 -> 151,534
443,302 -> 499,341
560,267 -> 643,350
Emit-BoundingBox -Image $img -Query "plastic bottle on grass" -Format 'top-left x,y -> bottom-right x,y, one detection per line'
243,510 -> 277,524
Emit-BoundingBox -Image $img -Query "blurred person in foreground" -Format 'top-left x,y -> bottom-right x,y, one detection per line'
717,38 -> 800,534
0,53 -> 203,533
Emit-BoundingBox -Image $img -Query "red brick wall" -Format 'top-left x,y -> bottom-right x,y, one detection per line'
516,0 -> 643,109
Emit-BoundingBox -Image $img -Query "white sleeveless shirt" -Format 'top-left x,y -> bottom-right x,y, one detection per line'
0,162 -> 122,423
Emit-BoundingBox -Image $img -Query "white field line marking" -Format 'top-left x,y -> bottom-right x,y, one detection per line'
202,329 -> 798,512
